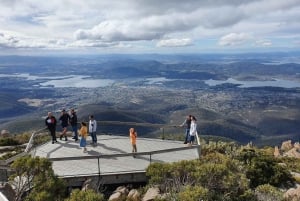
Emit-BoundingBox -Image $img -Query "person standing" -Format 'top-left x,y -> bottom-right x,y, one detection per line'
59,109 -> 70,141
45,112 -> 57,144
180,115 -> 192,144
89,115 -> 97,145
79,122 -> 88,153
129,128 -> 137,154
188,116 -> 197,146
70,109 -> 78,142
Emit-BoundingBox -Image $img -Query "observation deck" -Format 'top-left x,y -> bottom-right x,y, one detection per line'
31,135 -> 200,186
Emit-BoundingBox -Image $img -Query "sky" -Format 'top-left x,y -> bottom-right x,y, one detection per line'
0,0 -> 300,55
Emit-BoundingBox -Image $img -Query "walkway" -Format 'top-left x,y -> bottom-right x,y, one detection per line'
31,135 -> 200,185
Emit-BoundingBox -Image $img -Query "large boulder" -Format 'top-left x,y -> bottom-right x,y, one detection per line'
0,130 -> 10,137
284,186 -> 300,201
108,186 -> 128,201
283,148 -> 300,158
142,186 -> 160,201
81,178 -> 98,192
281,140 -> 293,152
128,189 -> 140,200
294,142 -> 300,149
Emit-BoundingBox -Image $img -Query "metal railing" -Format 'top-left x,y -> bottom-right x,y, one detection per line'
49,145 -> 200,178
24,121 -> 200,153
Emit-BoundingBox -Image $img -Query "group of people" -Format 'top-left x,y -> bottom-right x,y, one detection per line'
45,109 -> 196,153
45,109 -> 97,152
180,114 -> 198,146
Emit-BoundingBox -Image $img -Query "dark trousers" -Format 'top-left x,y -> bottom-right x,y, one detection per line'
49,128 -> 56,142
90,132 -> 97,143
184,128 -> 190,143
72,125 -> 78,140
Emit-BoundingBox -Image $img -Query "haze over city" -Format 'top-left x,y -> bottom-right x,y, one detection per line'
0,0 -> 300,55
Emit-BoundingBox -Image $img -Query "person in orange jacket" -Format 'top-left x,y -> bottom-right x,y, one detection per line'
79,122 -> 88,153
129,128 -> 137,154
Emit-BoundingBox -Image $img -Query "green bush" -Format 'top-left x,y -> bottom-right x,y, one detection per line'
177,185 -> 209,201
0,137 -> 20,146
66,189 -> 104,201
146,153 -> 250,200
246,155 -> 295,188
255,184 -> 284,201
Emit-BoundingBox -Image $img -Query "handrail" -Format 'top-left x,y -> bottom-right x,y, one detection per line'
196,131 -> 200,145
23,121 -> 186,153
47,145 -> 200,179
99,121 -> 179,128
24,127 -> 48,153
23,121 -> 198,154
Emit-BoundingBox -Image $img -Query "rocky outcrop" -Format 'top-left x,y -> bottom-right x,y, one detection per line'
284,186 -> 300,201
142,186 -> 160,201
107,186 -> 159,201
274,146 -> 280,157
0,130 -> 10,137
274,140 -> 300,159
283,148 -> 300,158
281,140 -> 293,152
108,186 -> 129,201
128,189 -> 140,200
81,178 -> 98,192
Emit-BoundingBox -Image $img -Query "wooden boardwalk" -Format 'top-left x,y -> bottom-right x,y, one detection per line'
31,135 -> 200,185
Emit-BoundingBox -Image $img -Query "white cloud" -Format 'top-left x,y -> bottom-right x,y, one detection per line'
69,40 -> 118,48
0,32 -> 68,49
74,20 -> 164,42
157,38 -> 192,47
218,33 -> 252,46
255,39 -> 272,47
0,0 -> 300,53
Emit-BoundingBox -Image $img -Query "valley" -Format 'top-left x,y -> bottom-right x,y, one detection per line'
0,53 -> 300,146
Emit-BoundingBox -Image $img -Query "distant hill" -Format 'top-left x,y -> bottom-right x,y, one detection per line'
1,54 -> 300,146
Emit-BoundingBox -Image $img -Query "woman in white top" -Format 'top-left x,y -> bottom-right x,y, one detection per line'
89,115 -> 97,145
189,116 -> 197,146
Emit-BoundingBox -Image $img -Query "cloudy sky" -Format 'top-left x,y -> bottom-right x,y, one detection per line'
0,0 -> 300,55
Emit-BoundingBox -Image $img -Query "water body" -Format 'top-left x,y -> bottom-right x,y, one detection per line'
0,73 -> 115,88
39,76 -> 114,88
205,78 -> 300,88
2,73 -> 300,89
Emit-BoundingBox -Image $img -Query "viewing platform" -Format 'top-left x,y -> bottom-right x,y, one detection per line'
30,135 -> 201,186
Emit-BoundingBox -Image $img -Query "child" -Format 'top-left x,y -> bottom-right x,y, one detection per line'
79,122 -> 88,153
129,128 -> 137,154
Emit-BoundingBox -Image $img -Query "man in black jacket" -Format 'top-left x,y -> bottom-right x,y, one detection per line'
45,112 -> 57,144
59,109 -> 70,141
70,108 -> 78,141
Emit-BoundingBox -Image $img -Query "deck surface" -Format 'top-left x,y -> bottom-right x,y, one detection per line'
32,135 -> 200,178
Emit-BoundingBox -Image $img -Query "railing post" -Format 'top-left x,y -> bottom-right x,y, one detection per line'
195,131 -> 201,158
97,157 -> 101,178
25,127 -> 47,153
149,153 -> 152,164
96,156 -> 102,191
25,131 -> 36,153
